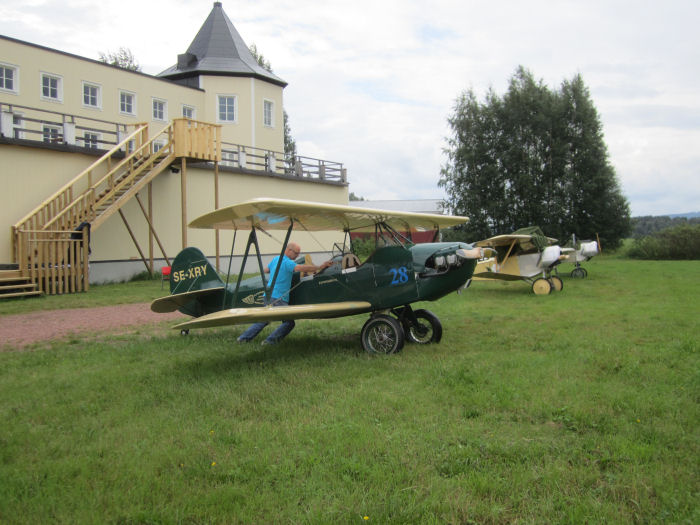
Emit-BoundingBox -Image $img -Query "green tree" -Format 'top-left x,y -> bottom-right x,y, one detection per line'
249,44 -> 297,158
98,48 -> 141,71
440,67 -> 630,248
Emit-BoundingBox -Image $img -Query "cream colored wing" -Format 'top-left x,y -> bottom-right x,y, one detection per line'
474,234 -> 558,248
188,198 -> 468,233
474,234 -> 532,247
173,301 -> 373,330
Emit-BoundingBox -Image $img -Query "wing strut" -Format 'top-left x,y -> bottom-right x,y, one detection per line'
266,221 -> 294,303
222,229 -> 238,309
230,229 -> 268,307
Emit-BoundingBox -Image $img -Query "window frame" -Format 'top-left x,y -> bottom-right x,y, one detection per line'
40,72 -> 63,103
12,111 -> 24,139
152,97 -> 167,122
82,131 -> 101,149
181,104 -> 195,120
217,94 -> 237,123
119,90 -> 136,116
263,99 -> 274,128
42,124 -> 62,144
0,62 -> 19,94
82,81 -> 102,110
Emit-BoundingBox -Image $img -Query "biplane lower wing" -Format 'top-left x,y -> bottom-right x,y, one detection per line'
151,287 -> 226,313
173,301 -> 374,330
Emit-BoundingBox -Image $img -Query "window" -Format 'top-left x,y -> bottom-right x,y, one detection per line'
43,125 -> 61,143
152,98 -> 167,121
83,132 -> 100,149
221,150 -> 237,167
182,105 -> 195,119
263,99 -> 274,127
41,73 -> 63,102
0,63 -> 18,94
82,82 -> 101,109
13,112 -> 24,139
153,139 -> 166,153
217,95 -> 237,122
119,90 -> 136,115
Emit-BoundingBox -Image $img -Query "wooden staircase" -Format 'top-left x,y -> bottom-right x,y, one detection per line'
8,118 -> 221,297
0,269 -> 41,299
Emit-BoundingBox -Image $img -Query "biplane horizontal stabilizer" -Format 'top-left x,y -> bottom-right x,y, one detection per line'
173,301 -> 373,330
150,287 -> 226,313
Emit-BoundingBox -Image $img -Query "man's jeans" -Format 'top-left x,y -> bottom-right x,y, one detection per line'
237,298 -> 295,344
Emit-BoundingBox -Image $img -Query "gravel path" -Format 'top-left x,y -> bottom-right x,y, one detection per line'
0,303 -> 182,349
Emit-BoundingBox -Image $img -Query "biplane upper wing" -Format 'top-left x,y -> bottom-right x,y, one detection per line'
188,198 -> 468,232
173,301 -> 373,330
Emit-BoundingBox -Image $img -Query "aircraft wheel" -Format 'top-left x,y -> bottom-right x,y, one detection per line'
361,314 -> 405,355
180,329 -> 190,336
405,309 -> 443,344
571,267 -> 587,279
549,276 -> 564,292
532,278 -> 552,295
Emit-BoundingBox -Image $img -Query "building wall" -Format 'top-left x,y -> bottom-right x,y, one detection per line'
1,37 -> 344,283
0,36 -> 285,149
2,143 -> 347,279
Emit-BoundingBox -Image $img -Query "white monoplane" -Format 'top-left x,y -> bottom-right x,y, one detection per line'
471,226 -> 565,295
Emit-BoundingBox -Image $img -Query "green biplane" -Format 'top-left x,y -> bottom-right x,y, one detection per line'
151,198 -> 484,354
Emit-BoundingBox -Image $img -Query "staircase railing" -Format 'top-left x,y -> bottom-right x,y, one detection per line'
15,228 -> 90,294
9,119 -> 222,294
12,123 -> 150,239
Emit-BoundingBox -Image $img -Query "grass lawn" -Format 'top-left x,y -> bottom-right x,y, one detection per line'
0,256 -> 698,523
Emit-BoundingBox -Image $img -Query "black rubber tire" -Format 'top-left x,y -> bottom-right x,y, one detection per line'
361,314 -> 405,354
571,268 -> 586,279
405,309 -> 443,344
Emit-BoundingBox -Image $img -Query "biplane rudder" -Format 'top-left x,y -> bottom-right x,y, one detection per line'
170,247 -> 223,295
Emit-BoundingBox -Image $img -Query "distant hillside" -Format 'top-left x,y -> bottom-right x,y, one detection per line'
631,214 -> 700,237
667,211 -> 700,219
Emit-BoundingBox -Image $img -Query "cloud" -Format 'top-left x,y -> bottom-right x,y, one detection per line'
2,0 -> 699,216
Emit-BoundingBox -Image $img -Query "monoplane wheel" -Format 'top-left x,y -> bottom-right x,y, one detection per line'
361,314 -> 405,354
571,267 -> 586,279
549,276 -> 564,292
532,278 -> 552,295
180,329 -> 190,336
405,309 -> 443,344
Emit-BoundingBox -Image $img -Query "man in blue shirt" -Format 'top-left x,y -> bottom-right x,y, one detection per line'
237,242 -> 332,345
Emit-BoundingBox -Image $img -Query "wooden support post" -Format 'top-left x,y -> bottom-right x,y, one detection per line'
214,160 -> 220,272
119,209 -> 151,275
134,193 -> 171,267
148,182 -> 154,273
181,158 -> 187,249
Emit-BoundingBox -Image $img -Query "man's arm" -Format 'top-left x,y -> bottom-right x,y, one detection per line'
294,260 -> 333,274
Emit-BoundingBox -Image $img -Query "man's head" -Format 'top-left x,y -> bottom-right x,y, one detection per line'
285,242 -> 301,260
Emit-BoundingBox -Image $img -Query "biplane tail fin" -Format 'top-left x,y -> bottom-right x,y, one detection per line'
169,247 -> 223,295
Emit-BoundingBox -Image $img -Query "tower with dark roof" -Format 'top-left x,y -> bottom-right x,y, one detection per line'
158,2 -> 286,152
158,2 -> 286,88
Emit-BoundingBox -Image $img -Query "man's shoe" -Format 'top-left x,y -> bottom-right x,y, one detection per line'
261,339 -> 276,346
237,337 -> 250,343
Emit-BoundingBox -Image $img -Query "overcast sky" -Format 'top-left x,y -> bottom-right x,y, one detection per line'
2,0 -> 698,216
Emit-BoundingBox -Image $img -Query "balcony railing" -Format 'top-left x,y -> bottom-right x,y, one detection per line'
220,142 -> 346,182
0,102 -> 128,150
1,103 -> 347,184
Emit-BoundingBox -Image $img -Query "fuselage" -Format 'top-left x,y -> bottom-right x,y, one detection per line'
214,242 -> 476,315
